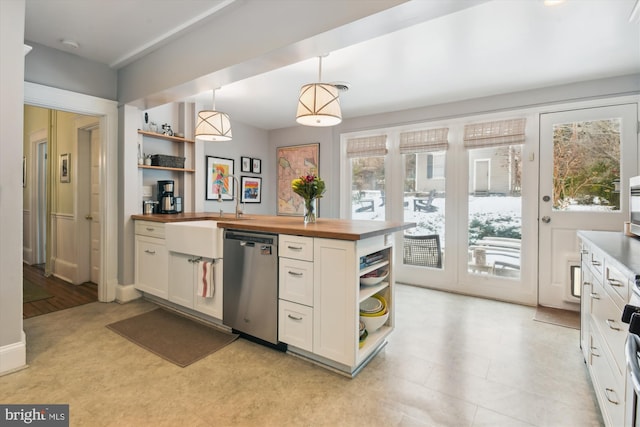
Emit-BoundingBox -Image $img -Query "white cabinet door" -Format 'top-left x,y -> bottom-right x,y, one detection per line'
313,238 -> 357,366
168,252 -> 195,308
135,235 -> 168,299
193,258 -> 223,320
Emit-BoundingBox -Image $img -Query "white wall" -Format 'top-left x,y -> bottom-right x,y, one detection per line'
24,42 -> 117,101
0,0 -> 26,374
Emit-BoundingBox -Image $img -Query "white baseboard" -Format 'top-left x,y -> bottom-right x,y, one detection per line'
0,331 -> 26,376
23,247 -> 33,265
116,284 -> 141,303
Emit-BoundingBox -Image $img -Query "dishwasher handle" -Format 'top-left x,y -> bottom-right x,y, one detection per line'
240,241 -> 255,247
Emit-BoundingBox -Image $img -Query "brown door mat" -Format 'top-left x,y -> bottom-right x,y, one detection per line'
533,306 -> 580,330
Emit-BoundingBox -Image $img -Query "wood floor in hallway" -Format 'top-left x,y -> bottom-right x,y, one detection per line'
23,263 -> 98,319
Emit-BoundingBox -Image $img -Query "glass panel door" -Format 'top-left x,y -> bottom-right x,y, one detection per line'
402,151 -> 445,269
350,156 -> 386,220
539,104 -> 637,309
467,145 -> 523,279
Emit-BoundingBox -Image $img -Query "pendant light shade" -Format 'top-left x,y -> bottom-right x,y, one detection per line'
296,56 -> 342,127
195,89 -> 232,141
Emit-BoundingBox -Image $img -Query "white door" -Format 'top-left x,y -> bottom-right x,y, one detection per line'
90,128 -> 101,284
474,159 -> 490,194
539,104 -> 638,310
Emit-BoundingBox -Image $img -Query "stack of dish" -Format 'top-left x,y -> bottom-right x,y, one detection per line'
359,294 -> 389,333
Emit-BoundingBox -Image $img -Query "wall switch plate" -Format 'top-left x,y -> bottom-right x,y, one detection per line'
142,185 -> 153,198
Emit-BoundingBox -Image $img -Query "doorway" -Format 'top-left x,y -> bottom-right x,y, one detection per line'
538,103 -> 638,310
25,81 -> 119,302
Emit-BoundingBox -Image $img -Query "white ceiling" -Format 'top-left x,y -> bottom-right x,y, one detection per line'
25,0 -> 640,130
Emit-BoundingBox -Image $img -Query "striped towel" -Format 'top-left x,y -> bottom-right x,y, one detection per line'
197,260 -> 215,298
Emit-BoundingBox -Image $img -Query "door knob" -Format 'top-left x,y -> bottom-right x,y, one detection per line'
541,216 -> 551,223
542,195 -> 551,202
85,214 -> 93,220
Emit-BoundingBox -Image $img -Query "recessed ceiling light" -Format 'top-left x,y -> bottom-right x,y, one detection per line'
543,0 -> 566,6
61,39 -> 79,49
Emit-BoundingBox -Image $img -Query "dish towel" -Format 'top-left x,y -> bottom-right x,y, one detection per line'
197,260 -> 215,298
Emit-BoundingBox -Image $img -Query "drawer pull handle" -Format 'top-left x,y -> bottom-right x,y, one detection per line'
144,249 -> 156,255
589,292 -> 600,300
592,260 -> 601,266
581,249 -> 588,254
583,281 -> 591,287
604,388 -> 619,405
607,279 -> 622,287
287,314 -> 303,321
288,271 -> 303,277
145,227 -> 155,231
606,319 -> 621,331
590,346 -> 600,357
287,245 -> 303,251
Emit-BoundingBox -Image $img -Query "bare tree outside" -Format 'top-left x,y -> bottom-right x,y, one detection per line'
552,119 -> 621,211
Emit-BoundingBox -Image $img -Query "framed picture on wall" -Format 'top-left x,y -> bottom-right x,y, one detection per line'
240,176 -> 262,203
251,158 -> 261,174
205,156 -> 234,200
276,143 -> 319,216
60,153 -> 70,183
241,156 -> 252,173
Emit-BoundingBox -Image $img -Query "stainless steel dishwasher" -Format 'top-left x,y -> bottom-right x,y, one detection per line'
223,230 -> 279,345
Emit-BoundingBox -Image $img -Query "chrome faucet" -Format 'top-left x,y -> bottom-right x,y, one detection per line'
217,174 -> 243,219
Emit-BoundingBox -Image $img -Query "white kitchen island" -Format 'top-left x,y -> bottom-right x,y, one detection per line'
132,213 -> 413,376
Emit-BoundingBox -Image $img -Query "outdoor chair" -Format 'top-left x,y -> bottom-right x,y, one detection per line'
403,234 -> 442,268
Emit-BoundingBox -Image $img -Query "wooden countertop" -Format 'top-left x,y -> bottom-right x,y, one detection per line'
131,213 -> 415,241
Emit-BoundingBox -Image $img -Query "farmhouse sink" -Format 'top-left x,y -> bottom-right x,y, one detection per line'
165,220 -> 223,258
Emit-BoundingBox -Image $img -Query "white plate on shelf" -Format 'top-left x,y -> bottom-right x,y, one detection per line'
360,270 -> 389,286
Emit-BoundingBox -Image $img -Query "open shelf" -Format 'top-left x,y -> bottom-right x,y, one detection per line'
137,129 -> 194,143
138,164 -> 195,173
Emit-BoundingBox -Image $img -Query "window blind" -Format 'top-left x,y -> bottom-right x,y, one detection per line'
346,135 -> 387,158
463,118 -> 526,148
399,128 -> 449,154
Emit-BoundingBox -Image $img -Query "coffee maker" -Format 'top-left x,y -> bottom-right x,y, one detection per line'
157,180 -> 176,213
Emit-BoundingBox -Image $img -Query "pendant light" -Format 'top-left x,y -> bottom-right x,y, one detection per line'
296,56 -> 342,127
195,89 -> 232,141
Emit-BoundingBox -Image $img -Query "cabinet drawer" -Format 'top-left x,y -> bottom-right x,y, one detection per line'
279,235 -> 313,261
604,262 -> 630,310
590,278 -> 627,376
279,300 -> 313,352
587,326 -> 625,427
135,220 -> 165,239
279,258 -> 313,306
587,245 -> 604,279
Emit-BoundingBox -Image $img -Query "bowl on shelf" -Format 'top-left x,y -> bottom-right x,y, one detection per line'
360,311 -> 389,333
359,328 -> 368,348
359,294 -> 387,317
360,269 -> 389,286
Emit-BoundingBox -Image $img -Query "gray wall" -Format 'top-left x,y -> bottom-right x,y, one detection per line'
25,41 -> 117,101
0,0 -> 26,373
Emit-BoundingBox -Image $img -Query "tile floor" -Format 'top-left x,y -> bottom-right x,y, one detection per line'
0,284 -> 603,427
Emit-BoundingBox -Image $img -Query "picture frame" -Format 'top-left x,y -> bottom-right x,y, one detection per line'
241,156 -> 252,173
240,176 -> 262,203
276,143 -> 319,216
60,153 -> 70,183
251,158 -> 262,174
205,156 -> 234,200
